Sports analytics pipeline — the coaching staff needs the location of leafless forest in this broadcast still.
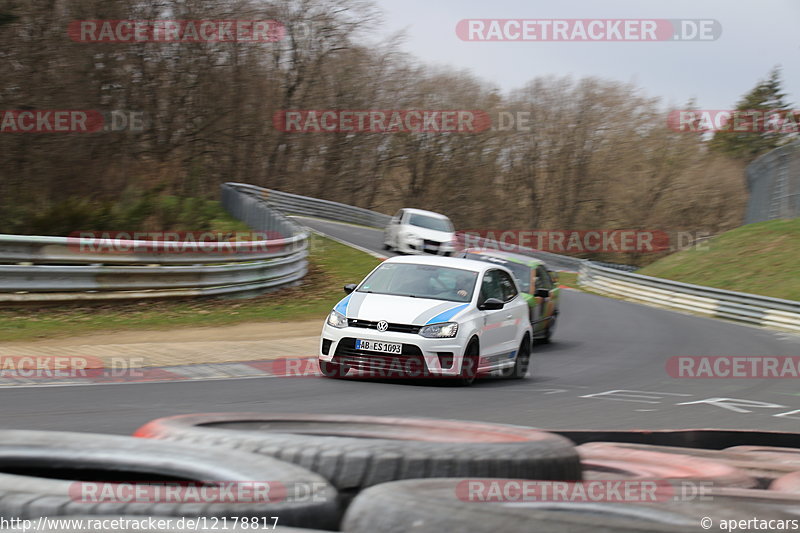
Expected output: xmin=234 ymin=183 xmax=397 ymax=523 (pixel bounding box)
xmin=0 ymin=0 xmax=748 ymax=263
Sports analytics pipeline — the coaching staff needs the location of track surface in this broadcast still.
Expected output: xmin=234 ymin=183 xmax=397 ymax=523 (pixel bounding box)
xmin=0 ymin=218 xmax=798 ymax=435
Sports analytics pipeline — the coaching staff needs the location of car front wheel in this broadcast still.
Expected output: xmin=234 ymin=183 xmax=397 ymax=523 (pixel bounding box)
xmin=456 ymin=342 xmax=479 ymax=386
xmin=511 ymin=336 xmax=531 ymax=378
xmin=319 ymin=360 xmax=348 ymax=378
xmin=541 ymin=314 xmax=557 ymax=344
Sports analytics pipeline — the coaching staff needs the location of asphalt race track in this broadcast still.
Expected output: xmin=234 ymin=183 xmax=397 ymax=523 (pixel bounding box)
xmin=1 ymin=218 xmax=798 ymax=435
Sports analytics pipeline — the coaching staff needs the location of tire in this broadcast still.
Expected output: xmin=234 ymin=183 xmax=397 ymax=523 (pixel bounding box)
xmin=0 ymin=430 xmax=339 ymax=530
xmin=135 ymin=413 xmax=582 ymax=492
xmin=724 ymin=446 xmax=800 ymax=466
xmin=341 ymin=478 xmax=792 ymax=533
xmin=772 ymin=472 xmax=800 ymax=494
xmin=2 ymin=516 xmax=331 ymax=533
xmin=578 ymin=443 xmax=757 ymax=488
xmin=456 ymin=341 xmax=479 ymax=386
xmin=703 ymin=486 xmax=800 ymax=510
xmin=502 ymin=337 xmax=530 ymax=379
xmin=581 ymin=442 xmax=800 ymax=487
xmin=541 ymin=314 xmax=556 ymax=344
xmin=319 ymin=361 xmax=348 ymax=379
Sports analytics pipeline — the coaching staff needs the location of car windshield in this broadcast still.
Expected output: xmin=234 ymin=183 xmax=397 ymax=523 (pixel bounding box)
xmin=407 ymin=214 xmax=453 ymax=232
xmin=465 ymin=254 xmax=532 ymax=293
xmin=358 ymin=263 xmax=477 ymax=302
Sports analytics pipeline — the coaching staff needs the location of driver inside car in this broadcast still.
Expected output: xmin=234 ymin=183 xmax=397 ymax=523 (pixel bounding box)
xmin=453 ymin=272 xmax=474 ymax=300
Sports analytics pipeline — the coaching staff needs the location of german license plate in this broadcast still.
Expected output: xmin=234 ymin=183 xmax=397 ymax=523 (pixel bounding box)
xmin=355 ymin=339 xmax=402 ymax=354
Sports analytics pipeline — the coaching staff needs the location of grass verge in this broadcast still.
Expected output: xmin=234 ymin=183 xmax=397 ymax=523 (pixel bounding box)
xmin=637 ymin=218 xmax=800 ymax=301
xmin=556 ymin=271 xmax=578 ymax=288
xmin=0 ymin=235 xmax=381 ymax=342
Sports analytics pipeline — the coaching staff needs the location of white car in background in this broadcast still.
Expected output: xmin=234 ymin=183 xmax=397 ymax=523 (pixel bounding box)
xmin=319 ymin=255 xmax=533 ymax=385
xmin=383 ymin=208 xmax=456 ymax=255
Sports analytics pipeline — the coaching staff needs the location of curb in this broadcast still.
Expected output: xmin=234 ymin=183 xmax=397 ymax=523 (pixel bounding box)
xmin=0 ymin=357 xmax=321 ymax=388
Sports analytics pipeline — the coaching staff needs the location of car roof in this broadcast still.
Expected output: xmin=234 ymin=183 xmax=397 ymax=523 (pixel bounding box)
xmin=383 ymin=254 xmax=499 ymax=273
xmin=400 ymin=208 xmax=450 ymax=219
xmin=463 ymin=248 xmax=544 ymax=268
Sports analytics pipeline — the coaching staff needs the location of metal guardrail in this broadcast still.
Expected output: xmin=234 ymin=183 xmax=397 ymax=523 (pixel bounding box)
xmin=237 ymin=185 xmax=613 ymax=273
xmin=0 ymin=184 xmax=308 ymax=302
xmin=229 ymin=183 xmax=393 ymax=229
xmin=580 ymin=262 xmax=800 ymax=332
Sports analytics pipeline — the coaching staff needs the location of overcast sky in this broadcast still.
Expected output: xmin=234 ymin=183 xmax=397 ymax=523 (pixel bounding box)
xmin=371 ymin=0 xmax=799 ymax=110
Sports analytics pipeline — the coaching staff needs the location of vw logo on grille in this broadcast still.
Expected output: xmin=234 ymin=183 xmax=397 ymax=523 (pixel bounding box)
xmin=376 ymin=320 xmax=389 ymax=332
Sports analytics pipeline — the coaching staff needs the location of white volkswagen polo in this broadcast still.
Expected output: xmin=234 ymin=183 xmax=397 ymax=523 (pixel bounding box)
xmin=383 ymin=208 xmax=456 ymax=255
xmin=319 ymin=255 xmax=533 ymax=385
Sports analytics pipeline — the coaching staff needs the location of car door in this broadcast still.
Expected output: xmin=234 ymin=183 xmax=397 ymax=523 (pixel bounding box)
xmin=532 ymin=265 xmax=553 ymax=333
xmin=496 ymin=269 xmax=524 ymax=357
xmin=478 ymin=269 xmax=513 ymax=362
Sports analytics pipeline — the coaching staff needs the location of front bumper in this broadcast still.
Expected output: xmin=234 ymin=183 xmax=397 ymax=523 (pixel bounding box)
xmin=398 ymin=239 xmax=456 ymax=256
xmin=320 ymin=324 xmax=464 ymax=377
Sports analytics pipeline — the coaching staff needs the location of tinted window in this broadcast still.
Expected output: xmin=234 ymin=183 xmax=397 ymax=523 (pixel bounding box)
xmin=464 ymin=253 xmax=532 ymax=293
xmin=535 ymin=266 xmax=553 ymax=291
xmin=497 ymin=270 xmax=518 ymax=302
xmin=407 ymin=213 xmax=454 ymax=232
xmin=480 ymin=270 xmax=503 ymax=302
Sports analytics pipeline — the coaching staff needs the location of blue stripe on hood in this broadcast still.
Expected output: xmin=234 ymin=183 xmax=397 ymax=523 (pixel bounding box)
xmin=426 ymin=303 xmax=469 ymax=324
xmin=334 ymin=294 xmax=352 ymax=316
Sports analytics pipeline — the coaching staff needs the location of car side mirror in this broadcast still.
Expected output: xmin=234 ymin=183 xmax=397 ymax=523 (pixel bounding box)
xmin=534 ymin=288 xmax=550 ymax=298
xmin=343 ymin=283 xmax=357 ymax=294
xmin=479 ymin=298 xmax=504 ymax=310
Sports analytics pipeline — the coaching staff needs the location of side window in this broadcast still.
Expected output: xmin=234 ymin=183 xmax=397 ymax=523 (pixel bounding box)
xmin=480 ymin=270 xmax=503 ymax=303
xmin=497 ymin=270 xmax=518 ymax=302
xmin=535 ymin=266 xmax=553 ymax=291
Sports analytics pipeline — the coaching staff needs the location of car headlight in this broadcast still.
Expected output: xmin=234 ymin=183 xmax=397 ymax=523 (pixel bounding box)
xmin=419 ymin=322 xmax=458 ymax=338
xmin=403 ymin=233 xmax=421 ymax=243
xmin=326 ymin=309 xmax=348 ymax=329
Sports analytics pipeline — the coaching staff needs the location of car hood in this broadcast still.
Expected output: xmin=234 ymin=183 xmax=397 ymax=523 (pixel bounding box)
xmin=335 ymin=292 xmax=470 ymax=325
xmin=401 ymin=226 xmax=454 ymax=242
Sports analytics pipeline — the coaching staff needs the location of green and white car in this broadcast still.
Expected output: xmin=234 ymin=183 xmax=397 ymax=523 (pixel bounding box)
xmin=459 ymin=249 xmax=560 ymax=343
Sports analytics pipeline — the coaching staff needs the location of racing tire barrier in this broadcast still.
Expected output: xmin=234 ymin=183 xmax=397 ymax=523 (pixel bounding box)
xmin=340 ymin=478 xmax=796 ymax=533
xmin=771 ymin=472 xmax=800 ymax=494
xmin=0 ymin=430 xmax=339 ymax=530
xmin=133 ymin=413 xmax=582 ymax=492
